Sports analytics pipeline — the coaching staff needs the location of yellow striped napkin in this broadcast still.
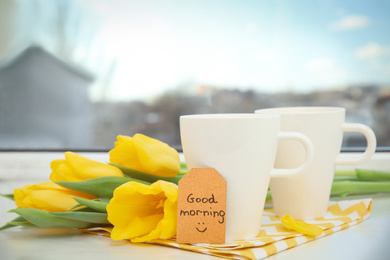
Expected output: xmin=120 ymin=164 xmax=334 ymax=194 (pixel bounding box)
xmin=88 ymin=198 xmax=372 ymax=260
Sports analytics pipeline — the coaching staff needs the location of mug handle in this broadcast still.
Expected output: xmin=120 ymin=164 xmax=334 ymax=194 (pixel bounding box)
xmin=271 ymin=132 xmax=315 ymax=178
xmin=335 ymin=123 xmax=377 ymax=165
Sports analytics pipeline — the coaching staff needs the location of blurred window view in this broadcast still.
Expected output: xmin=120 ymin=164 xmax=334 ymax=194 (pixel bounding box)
xmin=0 ymin=0 xmax=389 ymax=150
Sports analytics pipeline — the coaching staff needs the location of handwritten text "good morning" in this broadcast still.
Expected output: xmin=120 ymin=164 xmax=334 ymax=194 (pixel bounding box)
xmin=179 ymin=193 xmax=225 ymax=224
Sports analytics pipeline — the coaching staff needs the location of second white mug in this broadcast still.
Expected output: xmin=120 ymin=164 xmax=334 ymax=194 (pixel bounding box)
xmin=255 ymin=107 xmax=376 ymax=220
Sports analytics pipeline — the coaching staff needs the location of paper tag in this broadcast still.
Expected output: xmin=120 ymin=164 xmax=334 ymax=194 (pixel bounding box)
xmin=176 ymin=168 xmax=227 ymax=244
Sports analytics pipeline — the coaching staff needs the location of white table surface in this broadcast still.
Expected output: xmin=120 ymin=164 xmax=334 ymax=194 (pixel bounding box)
xmin=1 ymin=152 xmax=390 ymax=260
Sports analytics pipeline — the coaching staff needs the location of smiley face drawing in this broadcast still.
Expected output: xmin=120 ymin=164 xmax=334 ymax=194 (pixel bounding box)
xmin=196 ymin=222 xmax=207 ymax=233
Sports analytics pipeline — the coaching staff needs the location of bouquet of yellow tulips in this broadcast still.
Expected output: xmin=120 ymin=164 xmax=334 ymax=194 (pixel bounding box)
xmin=0 ymin=133 xmax=186 ymax=242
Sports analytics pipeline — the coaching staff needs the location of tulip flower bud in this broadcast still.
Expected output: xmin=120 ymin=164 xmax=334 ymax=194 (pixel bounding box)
xmin=50 ymin=152 xmax=124 ymax=182
xmin=109 ymin=134 xmax=180 ymax=177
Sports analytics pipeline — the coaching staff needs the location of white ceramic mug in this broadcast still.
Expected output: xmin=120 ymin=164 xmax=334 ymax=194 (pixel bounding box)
xmin=180 ymin=114 xmax=314 ymax=242
xmin=255 ymin=107 xmax=377 ymax=220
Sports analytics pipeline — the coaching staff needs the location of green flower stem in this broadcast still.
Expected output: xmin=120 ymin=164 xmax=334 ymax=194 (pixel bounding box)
xmin=266 ymin=191 xmax=272 ymax=201
xmin=266 ymin=180 xmax=390 ymax=200
xmin=332 ymin=177 xmax=360 ymax=182
xmin=180 ymin=162 xmax=187 ymax=170
xmin=179 ymin=162 xmax=188 ymax=175
xmin=331 ymin=181 xmax=390 ymax=197
xmin=266 ymin=169 xmax=390 ymax=200
xmin=335 ymin=169 xmax=390 ymax=181
xmin=355 ymin=169 xmax=390 ymax=181
xmin=179 ymin=169 xmax=188 ymax=175
xmin=334 ymin=169 xmax=357 ymax=178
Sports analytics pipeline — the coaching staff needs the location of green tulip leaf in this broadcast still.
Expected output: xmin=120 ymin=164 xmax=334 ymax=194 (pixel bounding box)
xmin=72 ymin=197 xmax=110 ymax=213
xmin=110 ymin=163 xmax=184 ymax=185
xmin=68 ymin=203 xmax=87 ymax=211
xmin=8 ymin=208 xmax=93 ymax=229
xmin=6 ymin=221 xmax=36 ymax=228
xmin=50 ymin=212 xmax=110 ymax=224
xmin=56 ymin=176 xmax=145 ymax=198
xmin=0 ymin=216 xmax=34 ymax=230
xmin=0 ymin=194 xmax=15 ymax=201
xmin=69 ymin=205 xmax=101 ymax=212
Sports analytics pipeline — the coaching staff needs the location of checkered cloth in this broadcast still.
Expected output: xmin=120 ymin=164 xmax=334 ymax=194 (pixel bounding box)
xmin=87 ymin=198 xmax=372 ymax=260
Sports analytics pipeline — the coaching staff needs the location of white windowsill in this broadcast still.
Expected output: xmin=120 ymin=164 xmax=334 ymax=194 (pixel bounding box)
xmin=0 ymin=151 xmax=389 ymax=180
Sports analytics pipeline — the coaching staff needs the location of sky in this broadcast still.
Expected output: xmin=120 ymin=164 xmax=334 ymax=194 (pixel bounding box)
xmin=83 ymin=0 xmax=390 ymax=101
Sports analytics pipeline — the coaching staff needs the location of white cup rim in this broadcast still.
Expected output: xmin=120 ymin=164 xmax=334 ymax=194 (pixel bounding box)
xmin=255 ymin=106 xmax=345 ymax=114
xmin=180 ymin=113 xmax=280 ymax=119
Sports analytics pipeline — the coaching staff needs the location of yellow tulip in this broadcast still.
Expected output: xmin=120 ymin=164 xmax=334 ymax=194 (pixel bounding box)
xmin=14 ymin=182 xmax=95 ymax=212
xmin=109 ymin=134 xmax=180 ymax=177
xmin=107 ymin=180 xmax=178 ymax=242
xmin=50 ymin=152 xmax=124 ymax=182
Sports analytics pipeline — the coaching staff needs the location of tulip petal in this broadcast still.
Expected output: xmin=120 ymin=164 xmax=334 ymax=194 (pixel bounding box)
xmin=113 ymin=215 xmax=163 ymax=241
xmin=133 ymin=134 xmax=180 ymax=177
xmin=109 ymin=134 xmax=180 ymax=178
xmin=107 ymin=183 xmax=161 ymax=224
xmin=151 ymin=181 xmax=178 ymax=239
xmin=107 ymin=180 xmax=178 ymax=242
xmin=50 ymin=162 xmax=77 ymax=182
xmin=50 ymin=159 xmax=66 ymax=171
xmin=28 ymin=190 xmax=81 ymax=212
xmin=114 ymin=135 xmax=133 ymax=148
xmin=14 ymin=182 xmax=95 ymax=212
xmin=63 ymin=152 xmax=124 ymax=181
xmin=130 ymin=181 xmax=178 ymax=242
xmin=109 ymin=138 xmax=145 ymax=170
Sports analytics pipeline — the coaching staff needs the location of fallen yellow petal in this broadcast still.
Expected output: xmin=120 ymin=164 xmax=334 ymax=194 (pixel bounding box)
xmin=281 ymin=214 xmax=323 ymax=236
